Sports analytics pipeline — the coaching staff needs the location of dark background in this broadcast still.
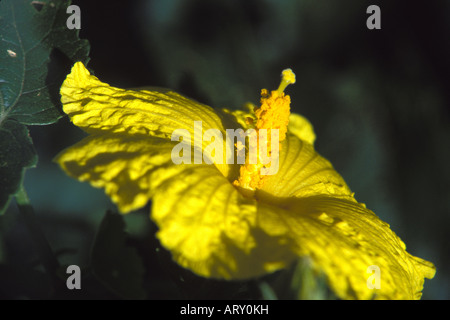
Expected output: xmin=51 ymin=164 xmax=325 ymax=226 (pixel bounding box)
xmin=3 ymin=0 xmax=449 ymax=299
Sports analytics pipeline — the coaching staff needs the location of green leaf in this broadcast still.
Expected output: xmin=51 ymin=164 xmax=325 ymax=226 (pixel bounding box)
xmin=0 ymin=0 xmax=90 ymax=213
xmin=0 ymin=120 xmax=37 ymax=215
xmin=0 ymin=0 xmax=90 ymax=125
xmin=91 ymin=211 xmax=146 ymax=300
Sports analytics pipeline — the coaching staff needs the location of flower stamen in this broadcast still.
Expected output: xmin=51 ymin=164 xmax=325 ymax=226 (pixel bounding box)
xmin=276 ymin=68 xmax=296 ymax=94
xmin=234 ymin=69 xmax=296 ymax=192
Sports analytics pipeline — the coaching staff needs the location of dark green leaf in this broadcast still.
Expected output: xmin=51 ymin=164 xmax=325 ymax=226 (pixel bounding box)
xmin=0 ymin=119 xmax=37 ymax=215
xmin=0 ymin=0 xmax=90 ymax=125
xmin=91 ymin=211 xmax=146 ymax=300
xmin=0 ymin=0 xmax=90 ymax=213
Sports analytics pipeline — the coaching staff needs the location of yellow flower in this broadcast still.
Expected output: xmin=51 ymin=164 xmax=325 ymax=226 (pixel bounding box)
xmin=55 ymin=62 xmax=435 ymax=299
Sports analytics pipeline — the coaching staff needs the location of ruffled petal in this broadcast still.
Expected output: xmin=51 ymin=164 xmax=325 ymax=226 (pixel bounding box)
xmin=61 ymin=62 xmax=226 ymax=138
xmin=55 ymin=134 xmax=183 ymax=213
xmin=256 ymin=196 xmax=436 ymax=299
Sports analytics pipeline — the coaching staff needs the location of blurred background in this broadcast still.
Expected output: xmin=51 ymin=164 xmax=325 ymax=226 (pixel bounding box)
xmin=1 ymin=0 xmax=448 ymax=299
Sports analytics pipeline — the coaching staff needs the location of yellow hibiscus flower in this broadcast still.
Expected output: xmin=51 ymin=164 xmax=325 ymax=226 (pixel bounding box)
xmin=55 ymin=62 xmax=435 ymax=299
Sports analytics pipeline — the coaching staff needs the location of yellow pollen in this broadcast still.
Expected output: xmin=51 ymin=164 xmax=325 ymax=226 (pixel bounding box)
xmin=234 ymin=69 xmax=296 ymax=192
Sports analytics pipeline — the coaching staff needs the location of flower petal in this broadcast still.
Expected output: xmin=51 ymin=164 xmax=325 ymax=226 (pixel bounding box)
xmin=55 ymin=134 xmax=182 ymax=213
xmin=62 ymin=62 xmax=226 ymax=139
xmin=151 ymin=164 xmax=297 ymax=279
xmin=256 ymin=196 xmax=436 ymax=299
xmin=288 ymin=113 xmax=316 ymax=145
xmin=259 ymin=133 xmax=354 ymax=200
